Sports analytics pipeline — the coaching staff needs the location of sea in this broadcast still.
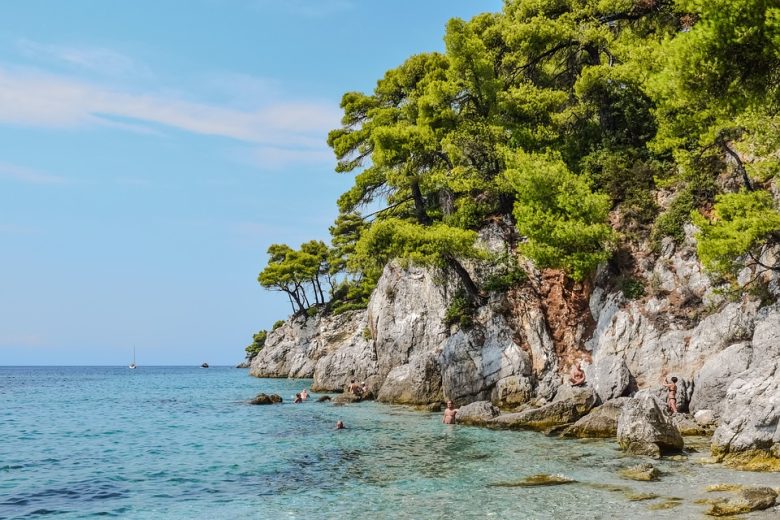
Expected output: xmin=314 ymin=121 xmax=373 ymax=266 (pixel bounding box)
xmin=1 ymin=366 xmax=778 ymax=519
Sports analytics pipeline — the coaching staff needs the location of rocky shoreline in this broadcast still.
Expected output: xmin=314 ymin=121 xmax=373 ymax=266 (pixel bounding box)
xmin=246 ymin=222 xmax=780 ymax=473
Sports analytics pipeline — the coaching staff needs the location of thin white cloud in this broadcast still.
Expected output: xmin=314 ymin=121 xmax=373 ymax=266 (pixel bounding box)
xmin=0 ymin=161 xmax=68 ymax=184
xmin=0 ymin=65 xmax=341 ymax=166
xmin=247 ymin=145 xmax=334 ymax=169
xmin=17 ymin=38 xmax=148 ymax=77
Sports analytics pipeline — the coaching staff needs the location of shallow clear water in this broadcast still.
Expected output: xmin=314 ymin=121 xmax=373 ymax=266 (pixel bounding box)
xmin=1 ymin=367 xmax=778 ymax=519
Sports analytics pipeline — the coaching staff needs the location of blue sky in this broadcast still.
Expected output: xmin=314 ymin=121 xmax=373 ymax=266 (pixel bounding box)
xmin=0 ymin=0 xmax=502 ymax=365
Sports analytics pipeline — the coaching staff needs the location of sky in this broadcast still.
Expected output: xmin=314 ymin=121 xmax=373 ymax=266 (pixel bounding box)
xmin=0 ymin=0 xmax=503 ymax=366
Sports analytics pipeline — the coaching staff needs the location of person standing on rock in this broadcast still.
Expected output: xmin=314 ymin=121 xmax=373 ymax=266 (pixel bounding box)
xmin=442 ymin=400 xmax=458 ymax=424
xmin=663 ymin=376 xmax=678 ymax=414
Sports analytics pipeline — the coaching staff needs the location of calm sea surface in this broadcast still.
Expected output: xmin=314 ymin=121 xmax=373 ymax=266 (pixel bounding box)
xmin=1 ymin=366 xmax=778 ymax=519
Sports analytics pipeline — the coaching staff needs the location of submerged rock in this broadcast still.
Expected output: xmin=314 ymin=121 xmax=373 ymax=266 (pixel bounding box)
xmin=316 ymin=395 xmax=332 ymax=402
xmin=706 ymin=486 xmax=777 ymax=516
xmin=456 ymin=401 xmax=500 ymax=426
xmin=333 ymin=393 xmax=362 ymax=404
xmin=617 ymin=395 xmax=684 ymax=458
xmin=618 ymin=463 xmax=660 ymax=482
xmin=489 ymin=474 xmax=576 ymax=487
xmin=249 ymin=393 xmax=283 ymax=405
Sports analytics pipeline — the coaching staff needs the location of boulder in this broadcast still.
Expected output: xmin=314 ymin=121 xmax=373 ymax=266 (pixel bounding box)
xmin=316 ymin=395 xmax=332 ymax=402
xmin=456 ymin=401 xmax=500 ymax=426
xmin=490 ymin=385 xmax=597 ymax=431
xmin=249 ymin=393 xmax=283 ymax=405
xmin=376 ymin=352 xmax=443 ymax=404
xmin=616 ymin=395 xmax=684 ymax=458
xmin=694 ymin=409 xmax=716 ymax=427
xmin=689 ymin=342 xmax=752 ymax=417
xmin=589 ymin=355 xmax=632 ymax=403
xmin=706 ymin=486 xmax=777 ymax=516
xmin=333 ymin=393 xmax=362 ymax=404
xmin=426 ymin=402 xmax=442 ymax=412
xmin=671 ymin=413 xmax=708 ymax=436
xmin=563 ymin=398 xmax=629 ymax=438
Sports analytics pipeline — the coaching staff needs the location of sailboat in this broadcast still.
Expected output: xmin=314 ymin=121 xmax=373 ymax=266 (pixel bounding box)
xmin=129 ymin=347 xmax=137 ymax=369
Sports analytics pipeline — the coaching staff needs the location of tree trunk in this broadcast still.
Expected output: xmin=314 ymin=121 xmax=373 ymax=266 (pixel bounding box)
xmin=410 ymin=179 xmax=432 ymax=225
xmin=444 ymin=254 xmax=485 ymax=305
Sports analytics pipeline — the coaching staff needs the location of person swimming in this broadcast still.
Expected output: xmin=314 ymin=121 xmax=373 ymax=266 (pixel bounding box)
xmin=293 ymin=393 xmax=303 ymax=404
xmin=335 ymin=420 xmax=345 ymax=430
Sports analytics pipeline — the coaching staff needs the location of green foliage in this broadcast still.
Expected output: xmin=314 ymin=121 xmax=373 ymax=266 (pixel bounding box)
xmin=245 ymin=330 xmax=267 ymax=359
xmin=272 ymin=320 xmax=285 ymax=331
xmin=258 ymin=241 xmax=332 ymax=314
xmin=255 ymin=0 xmax=780 ymax=314
xmin=693 ymin=190 xmax=780 ymax=277
xmin=618 ymin=276 xmax=646 ymax=300
xmin=352 ymin=218 xmax=483 ymax=275
xmin=505 ymin=150 xmax=616 ymax=281
xmin=444 ymin=290 xmax=475 ymax=329
xmin=362 ymin=327 xmax=373 ymax=341
xmin=483 ymin=253 xmax=528 ymax=293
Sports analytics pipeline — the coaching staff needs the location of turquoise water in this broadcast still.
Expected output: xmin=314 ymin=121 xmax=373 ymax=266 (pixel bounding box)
xmin=2 ymin=367 xmax=778 ymax=519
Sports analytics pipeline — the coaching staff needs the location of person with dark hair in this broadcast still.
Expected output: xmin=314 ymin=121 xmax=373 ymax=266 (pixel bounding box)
xmin=663 ymin=376 xmax=678 ymax=414
xmin=293 ymin=393 xmax=303 ymax=404
xmin=335 ymin=420 xmax=345 ymax=430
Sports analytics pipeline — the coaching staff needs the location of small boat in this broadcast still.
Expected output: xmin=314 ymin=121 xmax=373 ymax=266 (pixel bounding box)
xmin=201 ymin=362 xmax=209 ymax=368
xmin=129 ymin=347 xmax=137 ymax=369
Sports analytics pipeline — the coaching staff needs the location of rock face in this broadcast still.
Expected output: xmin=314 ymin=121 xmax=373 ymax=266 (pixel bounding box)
xmin=587 ymin=355 xmax=632 ymax=403
xmin=250 ymin=310 xmax=370 ymax=381
xmin=616 ymin=396 xmax=684 ymax=458
xmin=689 ymin=342 xmax=752 ymax=417
xmin=248 ymin=221 xmax=780 ymax=467
xmin=711 ymin=308 xmax=780 ymax=464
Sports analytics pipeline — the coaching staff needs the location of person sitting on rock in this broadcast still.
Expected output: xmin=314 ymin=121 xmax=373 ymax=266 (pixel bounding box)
xmin=360 ymin=382 xmax=368 ymax=396
xmin=442 ymin=400 xmax=458 ymax=424
xmin=293 ymin=393 xmax=303 ymax=404
xmin=569 ymin=361 xmax=586 ymax=387
xmin=348 ymin=379 xmax=362 ymax=396
xmin=663 ymin=376 xmax=678 ymax=414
